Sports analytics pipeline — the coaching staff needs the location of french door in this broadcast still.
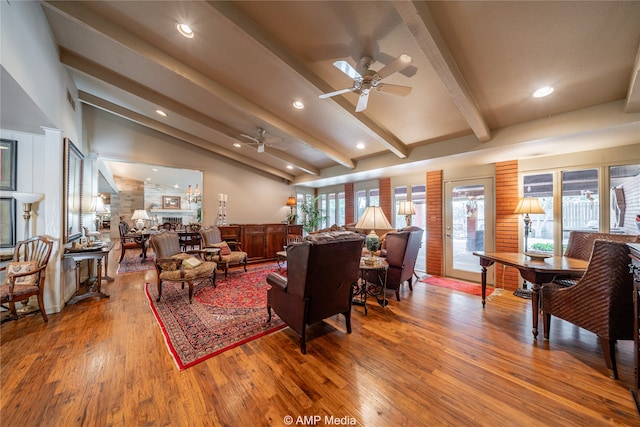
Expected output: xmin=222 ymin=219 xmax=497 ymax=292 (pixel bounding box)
xmin=444 ymin=178 xmax=494 ymax=283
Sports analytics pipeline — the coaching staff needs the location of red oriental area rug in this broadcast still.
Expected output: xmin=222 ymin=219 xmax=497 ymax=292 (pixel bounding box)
xmin=145 ymin=263 xmax=286 ymax=370
xmin=420 ymin=275 xmax=494 ymax=297
xmin=116 ymin=247 xmax=155 ymax=274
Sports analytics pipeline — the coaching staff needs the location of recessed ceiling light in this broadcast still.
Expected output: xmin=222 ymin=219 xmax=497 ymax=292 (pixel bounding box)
xmin=152 ymin=168 xmax=158 ymax=172
xmin=174 ymin=184 xmax=179 ymax=188
xmin=146 ymin=178 xmax=151 ymax=181
xmin=533 ymin=86 xmax=554 ymax=98
xmin=356 ymin=143 xmax=365 ymax=149
xmin=177 ymin=23 xmax=194 ymax=38
xmin=286 ymin=165 xmax=293 ymax=169
xmin=155 ymin=109 xmax=167 ymax=117
xmin=233 ymin=142 xmax=242 ymax=148
xmin=292 ymin=101 xmax=304 ymax=109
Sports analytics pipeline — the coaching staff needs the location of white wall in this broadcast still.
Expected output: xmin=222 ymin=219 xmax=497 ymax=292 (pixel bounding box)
xmin=83 ymin=107 xmax=296 ymax=225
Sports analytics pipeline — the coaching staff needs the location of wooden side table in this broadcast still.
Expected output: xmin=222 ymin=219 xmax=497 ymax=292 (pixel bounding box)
xmin=353 ymin=257 xmax=388 ymax=315
xmin=64 ymin=242 xmax=114 ymax=305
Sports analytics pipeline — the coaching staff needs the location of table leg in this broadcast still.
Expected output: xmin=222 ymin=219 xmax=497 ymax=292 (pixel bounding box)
xmin=480 ymin=265 xmax=487 ymax=308
xmin=103 ymin=251 xmax=114 ymax=282
xmin=531 ymin=283 xmax=540 ymax=339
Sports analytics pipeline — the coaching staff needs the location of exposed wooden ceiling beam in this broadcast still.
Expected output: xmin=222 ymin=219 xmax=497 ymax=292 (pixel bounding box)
xmin=205 ymin=1 xmax=409 ymax=159
xmin=625 ymin=42 xmax=640 ymax=113
xmin=393 ymin=1 xmax=491 ymax=142
xmin=60 ymin=50 xmax=320 ymax=176
xmin=42 ymin=0 xmax=355 ymax=169
xmin=79 ymin=91 xmax=296 ymax=182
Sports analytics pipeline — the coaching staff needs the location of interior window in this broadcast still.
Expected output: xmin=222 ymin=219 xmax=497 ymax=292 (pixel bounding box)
xmin=523 ymin=173 xmax=554 ymax=253
xmin=562 ymin=169 xmax=599 ymax=247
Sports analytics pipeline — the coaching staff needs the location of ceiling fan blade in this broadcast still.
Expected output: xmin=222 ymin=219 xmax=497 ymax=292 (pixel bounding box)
xmin=319 ymin=87 xmax=355 ymax=99
xmin=376 ymin=54 xmax=413 ymax=79
xmin=355 ymin=92 xmax=369 ymax=112
xmin=333 ymin=60 xmax=362 ymax=80
xmin=240 ymin=133 xmax=259 ymax=144
xmin=376 ymin=83 xmax=412 ymax=96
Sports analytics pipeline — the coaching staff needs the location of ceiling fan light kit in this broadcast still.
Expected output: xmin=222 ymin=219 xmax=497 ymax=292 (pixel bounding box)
xmin=239 ymin=127 xmax=285 ymax=153
xmin=319 ymin=53 xmax=414 ymax=112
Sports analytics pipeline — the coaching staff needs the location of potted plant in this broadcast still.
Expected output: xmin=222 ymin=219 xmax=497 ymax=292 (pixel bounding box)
xmin=298 ymin=196 xmax=325 ymax=233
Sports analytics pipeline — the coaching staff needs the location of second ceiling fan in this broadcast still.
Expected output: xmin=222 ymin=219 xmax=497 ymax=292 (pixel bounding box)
xmin=319 ymin=54 xmax=413 ymax=112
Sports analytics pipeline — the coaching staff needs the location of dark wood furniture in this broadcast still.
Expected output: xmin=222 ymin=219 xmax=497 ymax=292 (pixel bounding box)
xmin=628 ymin=242 xmax=640 ymax=414
xmin=199 ymin=227 xmax=247 ymax=278
xmin=353 ymin=256 xmax=389 ymax=315
xmin=118 ymin=221 xmax=145 ymax=263
xmin=218 ymin=224 xmax=303 ymax=263
xmin=473 ymin=251 xmax=588 ymax=338
xmin=64 ymin=241 xmax=115 ymax=305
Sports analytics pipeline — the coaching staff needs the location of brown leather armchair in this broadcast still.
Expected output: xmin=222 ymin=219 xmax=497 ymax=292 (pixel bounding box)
xmin=541 ymin=240 xmax=635 ymax=379
xmin=149 ymin=231 xmax=217 ymax=303
xmin=377 ymin=226 xmax=423 ymax=301
xmin=199 ymin=226 xmax=247 ymax=278
xmin=266 ymin=231 xmax=364 ymax=354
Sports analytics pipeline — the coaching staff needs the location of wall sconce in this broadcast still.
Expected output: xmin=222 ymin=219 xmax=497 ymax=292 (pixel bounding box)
xmin=397 ymin=201 xmax=416 ymax=227
xmin=187 ymin=184 xmax=201 ymax=205
xmin=12 ymin=192 xmax=44 ymax=239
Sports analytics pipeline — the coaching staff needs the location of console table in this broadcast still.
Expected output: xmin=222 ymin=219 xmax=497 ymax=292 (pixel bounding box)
xmin=64 ymin=242 xmax=114 ymax=305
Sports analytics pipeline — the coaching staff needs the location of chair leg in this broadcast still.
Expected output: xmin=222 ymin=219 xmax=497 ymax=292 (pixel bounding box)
xmin=267 ymin=305 xmax=272 ymax=322
xmin=188 ymin=281 xmax=194 ymax=303
xmin=8 ymin=301 xmax=17 ymax=319
xmin=344 ymin=310 xmax=352 ymax=334
xmin=119 ymin=246 xmax=126 ymax=263
xmin=243 ymin=258 xmax=247 ymax=272
xmin=37 ymin=295 xmax=48 ymax=322
xmin=300 ymin=324 xmax=307 ymax=354
xmin=407 ymin=277 xmax=413 ymax=292
xmin=599 ymin=337 xmax=618 ymax=379
xmin=395 ymin=289 xmax=401 ymax=301
xmin=156 ymin=281 xmax=163 ymax=302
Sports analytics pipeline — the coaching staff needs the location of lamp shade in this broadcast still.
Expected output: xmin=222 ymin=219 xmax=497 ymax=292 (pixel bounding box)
xmin=354 ymin=206 xmax=393 ymax=232
xmin=131 ymin=210 xmax=150 ymax=220
xmin=397 ymin=201 xmax=416 ymax=216
xmin=286 ymin=196 xmax=297 ymax=207
xmin=91 ymin=196 xmax=108 ymax=214
xmin=12 ymin=192 xmax=43 ymax=204
xmin=514 ymin=197 xmax=545 ymax=215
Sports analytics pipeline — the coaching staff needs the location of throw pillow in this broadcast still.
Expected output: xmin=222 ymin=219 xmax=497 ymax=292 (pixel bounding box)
xmin=6 ymin=261 xmax=39 ymax=286
xmin=213 ymin=241 xmax=232 ymax=255
xmin=182 ymin=257 xmax=203 ymax=269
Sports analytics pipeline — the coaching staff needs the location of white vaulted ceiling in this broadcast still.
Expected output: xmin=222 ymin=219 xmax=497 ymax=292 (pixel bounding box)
xmin=32 ymin=1 xmax=640 ymax=185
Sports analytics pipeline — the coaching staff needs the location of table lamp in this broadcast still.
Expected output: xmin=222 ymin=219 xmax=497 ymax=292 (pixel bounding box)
xmin=131 ymin=209 xmax=150 ymax=230
xmin=514 ymin=197 xmax=545 ymax=253
xmin=397 ymin=201 xmax=416 ymax=227
xmin=354 ymin=206 xmax=393 ymax=263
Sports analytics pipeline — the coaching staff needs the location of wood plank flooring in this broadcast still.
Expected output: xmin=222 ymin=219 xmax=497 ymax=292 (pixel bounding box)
xmin=1 ymin=248 xmax=639 ymax=426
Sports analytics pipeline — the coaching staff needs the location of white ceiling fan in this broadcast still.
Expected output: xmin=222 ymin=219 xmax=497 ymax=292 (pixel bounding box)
xmin=239 ymin=127 xmax=285 ymax=153
xmin=319 ymin=54 xmax=413 ymax=112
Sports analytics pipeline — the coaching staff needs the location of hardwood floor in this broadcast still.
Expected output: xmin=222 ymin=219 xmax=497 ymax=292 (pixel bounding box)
xmin=2 ymin=248 xmax=638 ymax=426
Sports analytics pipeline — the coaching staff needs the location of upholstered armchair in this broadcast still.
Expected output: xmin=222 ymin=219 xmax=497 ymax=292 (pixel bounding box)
xmin=0 ymin=236 xmax=54 ymax=322
xmin=199 ymin=227 xmax=247 ymax=278
xmin=266 ymin=231 xmax=364 ymax=354
xmin=376 ymin=226 xmax=423 ymax=301
xmin=118 ymin=220 xmax=145 ymax=263
xmin=149 ymin=231 xmax=217 ymax=303
xmin=541 ymin=240 xmax=635 ymax=379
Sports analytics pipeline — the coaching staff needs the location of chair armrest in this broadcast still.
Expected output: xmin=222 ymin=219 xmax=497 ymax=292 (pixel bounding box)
xmin=155 ymin=257 xmax=183 ymax=272
xmin=227 ymin=240 xmax=243 ymax=251
xmin=266 ymin=272 xmax=288 ymax=291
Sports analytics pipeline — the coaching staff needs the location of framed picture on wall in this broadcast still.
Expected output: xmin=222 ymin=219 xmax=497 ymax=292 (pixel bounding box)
xmin=162 ymin=195 xmax=181 ymax=210
xmin=0 ymin=139 xmax=17 ymax=191
xmin=0 ymin=197 xmax=16 ymax=247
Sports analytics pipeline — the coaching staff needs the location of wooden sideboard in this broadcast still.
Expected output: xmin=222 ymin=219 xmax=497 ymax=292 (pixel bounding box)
xmin=628 ymin=243 xmax=640 ymax=415
xmin=219 ymin=224 xmax=302 ymax=263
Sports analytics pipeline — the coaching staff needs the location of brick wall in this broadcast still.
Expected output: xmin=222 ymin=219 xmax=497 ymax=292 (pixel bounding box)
xmin=495 ymin=160 xmax=520 ymax=289
xmin=345 ymin=183 xmax=354 ymax=224
xmin=379 ymin=177 xmax=391 ymax=220
xmin=426 ymin=170 xmax=443 ymax=275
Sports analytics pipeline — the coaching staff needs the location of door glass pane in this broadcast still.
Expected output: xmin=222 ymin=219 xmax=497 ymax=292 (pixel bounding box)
xmin=562 ymin=169 xmax=599 ymax=247
xmin=452 ymin=184 xmax=485 ymax=273
xmin=610 ymin=164 xmax=640 ymax=235
xmin=411 ymin=185 xmax=426 ymax=273
xmin=356 ymin=190 xmax=367 ymax=221
xmin=523 ymin=173 xmax=554 ymax=253
xmin=337 ymin=192 xmax=345 ymax=225
xmin=327 ymin=193 xmax=336 ymax=226
xmin=394 ymin=186 xmax=407 ymax=228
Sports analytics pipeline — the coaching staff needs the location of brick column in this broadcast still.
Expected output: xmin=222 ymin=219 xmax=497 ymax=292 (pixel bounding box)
xmin=344 ymin=183 xmax=354 ymax=225
xmin=426 ymin=170 xmax=443 ymax=275
xmin=495 ymin=160 xmax=520 ymax=289
xmin=378 ymin=177 xmax=391 ymax=221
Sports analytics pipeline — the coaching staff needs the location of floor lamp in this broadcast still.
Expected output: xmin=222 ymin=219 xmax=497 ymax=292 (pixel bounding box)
xmin=12 ymin=192 xmax=44 ymax=239
xmin=513 ymin=197 xmax=545 ymax=298
xmin=397 ymin=201 xmax=415 ymax=227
